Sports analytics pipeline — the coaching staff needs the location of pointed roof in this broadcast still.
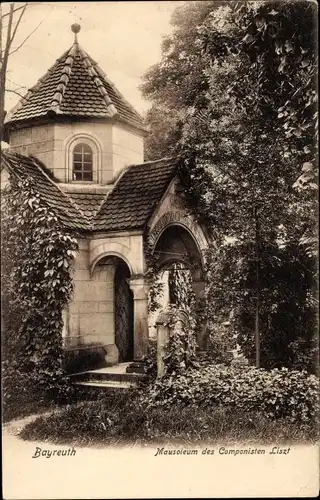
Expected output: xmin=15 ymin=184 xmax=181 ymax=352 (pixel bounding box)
xmin=5 ymin=24 xmax=147 ymax=133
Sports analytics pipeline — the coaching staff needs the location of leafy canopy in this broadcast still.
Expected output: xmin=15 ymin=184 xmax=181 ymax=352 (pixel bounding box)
xmin=141 ymin=0 xmax=318 ymax=371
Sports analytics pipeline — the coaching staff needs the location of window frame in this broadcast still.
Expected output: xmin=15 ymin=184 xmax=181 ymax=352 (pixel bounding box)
xmin=72 ymin=143 xmax=94 ymax=182
xmin=66 ymin=134 xmax=101 ymax=184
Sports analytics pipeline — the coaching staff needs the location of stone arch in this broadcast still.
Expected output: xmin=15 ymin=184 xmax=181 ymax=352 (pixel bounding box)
xmin=155 ymin=222 xmax=205 ymax=271
xmin=149 ymin=214 xmax=209 ymax=350
xmin=90 ymin=241 xmax=135 ymax=277
xmin=149 ymin=210 xmax=209 ymax=266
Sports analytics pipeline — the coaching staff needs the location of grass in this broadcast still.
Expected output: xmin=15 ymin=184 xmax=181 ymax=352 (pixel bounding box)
xmin=20 ymin=389 xmax=318 ymax=447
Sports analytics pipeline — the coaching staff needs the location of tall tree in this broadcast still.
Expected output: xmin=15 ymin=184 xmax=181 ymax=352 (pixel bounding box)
xmin=0 ymin=2 xmax=45 ymax=143
xmin=141 ymin=0 xmax=318 ymax=371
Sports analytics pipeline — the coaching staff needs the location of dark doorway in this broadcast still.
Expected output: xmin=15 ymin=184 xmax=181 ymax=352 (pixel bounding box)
xmin=114 ymin=260 xmax=134 ymax=362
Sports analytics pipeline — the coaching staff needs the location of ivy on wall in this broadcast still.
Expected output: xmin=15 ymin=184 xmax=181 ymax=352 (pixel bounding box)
xmin=1 ymin=175 xmax=78 ymax=400
xmin=143 ymin=234 xmax=199 ymax=374
xmin=143 ymin=236 xmax=165 ymax=313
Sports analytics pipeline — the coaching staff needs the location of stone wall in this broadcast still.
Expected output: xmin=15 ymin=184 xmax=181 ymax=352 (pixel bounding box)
xmin=63 ymin=232 xmax=146 ymax=369
xmin=148 ymin=178 xmax=209 ymax=254
xmin=89 ymin=232 xmax=145 ymax=276
xmin=9 ymin=120 xmax=144 ymax=185
xmin=64 ymin=239 xmax=114 ymax=349
xmin=9 ymin=124 xmax=55 ymax=172
xmin=112 ymin=123 xmax=144 ymax=179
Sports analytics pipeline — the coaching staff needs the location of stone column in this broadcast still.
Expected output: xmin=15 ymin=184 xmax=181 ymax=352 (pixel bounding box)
xmin=155 ymin=310 xmax=170 ymax=378
xmin=129 ymin=276 xmax=150 ymax=361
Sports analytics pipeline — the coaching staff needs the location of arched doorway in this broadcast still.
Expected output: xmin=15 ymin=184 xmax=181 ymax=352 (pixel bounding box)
xmin=154 ymin=224 xmax=204 ymax=286
xmin=114 ymin=258 xmax=134 ymax=362
xmin=149 ymin=224 xmax=207 ymax=348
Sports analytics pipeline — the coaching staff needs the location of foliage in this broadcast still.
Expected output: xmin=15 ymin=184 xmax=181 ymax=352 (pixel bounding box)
xmin=203 ymin=320 xmax=236 ymax=365
xmin=142 ymin=364 xmax=319 ymax=426
xmin=21 ymin=388 xmax=317 ymax=446
xmin=1 ymin=175 xmax=78 ymax=418
xmin=168 ymin=262 xmax=195 ymax=309
xmin=143 ymin=237 xmax=165 ymax=313
xmin=161 ymin=306 xmax=198 ymax=376
xmin=2 ymin=369 xmax=53 ymax=423
xmin=203 ymin=240 xmax=318 ymax=372
xmin=142 ymin=340 xmax=158 ymax=379
xmin=143 ymin=105 xmax=182 ymax=161
xmin=141 ymin=0 xmax=318 ymax=371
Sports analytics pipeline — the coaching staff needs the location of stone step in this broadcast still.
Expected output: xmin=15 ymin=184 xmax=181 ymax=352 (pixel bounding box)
xmin=126 ymin=361 xmax=146 ymax=374
xmin=69 ymin=362 xmax=147 ymax=389
xmin=196 ymin=350 xmax=208 ymax=358
xmin=74 ymin=380 xmax=136 ymax=390
xmin=71 ymin=370 xmax=147 ymax=384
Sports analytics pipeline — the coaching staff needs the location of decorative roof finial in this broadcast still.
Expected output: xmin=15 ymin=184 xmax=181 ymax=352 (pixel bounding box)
xmin=71 ymin=23 xmax=81 ymax=43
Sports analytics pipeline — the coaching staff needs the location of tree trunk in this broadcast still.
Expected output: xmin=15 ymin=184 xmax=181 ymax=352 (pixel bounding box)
xmin=254 ymin=205 xmax=260 ymax=368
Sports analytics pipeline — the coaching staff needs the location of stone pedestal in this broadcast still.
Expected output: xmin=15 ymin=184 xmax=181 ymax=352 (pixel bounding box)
xmin=155 ymin=310 xmax=171 ymax=378
xmin=129 ymin=276 xmax=149 ymax=361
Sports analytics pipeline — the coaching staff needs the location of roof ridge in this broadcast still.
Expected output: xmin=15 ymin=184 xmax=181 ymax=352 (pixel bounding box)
xmin=1 ymin=151 xmax=84 ymax=228
xmin=48 ymin=45 xmax=76 ymax=114
xmin=92 ymin=158 xmax=178 ymax=229
xmin=4 ymin=42 xmax=147 ymax=132
xmin=92 ymin=57 xmax=145 ymax=124
xmin=80 ymin=47 xmax=118 ymax=118
xmin=128 ymin=156 xmax=178 ymax=168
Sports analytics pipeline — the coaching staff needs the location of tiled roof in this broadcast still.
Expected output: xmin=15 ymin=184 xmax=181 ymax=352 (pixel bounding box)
xmin=1 ymin=151 xmax=178 ymax=233
xmin=1 ymin=150 xmax=90 ymax=232
xmin=5 ymin=42 xmax=146 ymax=132
xmin=93 ymin=158 xmax=178 ymax=231
xmin=68 ymin=192 xmax=106 ymax=219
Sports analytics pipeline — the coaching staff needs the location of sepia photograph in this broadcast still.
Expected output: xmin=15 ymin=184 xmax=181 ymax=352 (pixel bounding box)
xmin=1 ymin=1 xmax=318 ymax=498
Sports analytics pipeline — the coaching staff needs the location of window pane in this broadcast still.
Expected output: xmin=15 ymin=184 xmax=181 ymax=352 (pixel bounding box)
xmin=83 ymin=171 xmax=93 ymax=181
xmin=73 ymin=143 xmax=93 ymax=181
xmin=82 ymin=144 xmax=92 ymax=154
xmin=83 ymin=163 xmax=92 ymax=171
xmin=74 ymin=171 xmax=83 ymax=181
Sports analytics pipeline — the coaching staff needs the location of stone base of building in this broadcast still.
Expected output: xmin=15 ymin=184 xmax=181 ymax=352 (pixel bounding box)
xmin=64 ymin=344 xmax=109 ymax=374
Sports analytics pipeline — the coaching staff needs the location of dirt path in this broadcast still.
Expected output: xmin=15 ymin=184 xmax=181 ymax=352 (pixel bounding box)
xmin=3 ymin=410 xmax=55 ymax=436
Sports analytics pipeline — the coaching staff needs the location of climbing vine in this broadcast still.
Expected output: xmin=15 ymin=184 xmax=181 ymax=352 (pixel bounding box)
xmin=168 ymin=262 xmax=195 ymax=310
xmin=143 ymin=234 xmax=199 ymax=375
xmin=162 ymin=305 xmax=198 ymax=375
xmin=1 ymin=175 xmax=78 ymax=407
xmin=143 ymin=236 xmax=165 ymax=313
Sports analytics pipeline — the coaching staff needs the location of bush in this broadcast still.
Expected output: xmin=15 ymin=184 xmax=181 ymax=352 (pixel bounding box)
xmin=201 ymin=320 xmax=236 ymax=365
xmin=1 ymin=176 xmax=78 ymax=419
xmin=21 ymin=386 xmax=318 ymax=446
xmin=142 ymin=340 xmax=158 ymax=379
xmin=2 ymin=361 xmax=54 ymax=422
xmin=141 ymin=364 xmax=319 ymax=425
xmin=2 ymin=360 xmax=75 ymax=423
xmin=20 ymin=389 xmax=143 ymax=446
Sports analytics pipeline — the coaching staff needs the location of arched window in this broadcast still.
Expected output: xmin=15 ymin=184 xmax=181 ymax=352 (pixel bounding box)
xmin=73 ymin=143 xmax=93 ymax=181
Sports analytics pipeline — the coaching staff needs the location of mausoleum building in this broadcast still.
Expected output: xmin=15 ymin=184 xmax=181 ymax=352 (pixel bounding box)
xmin=1 ymin=25 xmax=210 ymax=373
